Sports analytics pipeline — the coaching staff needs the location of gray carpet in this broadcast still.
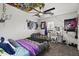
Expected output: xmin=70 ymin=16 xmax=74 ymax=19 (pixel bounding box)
xmin=43 ymin=43 xmax=79 ymax=56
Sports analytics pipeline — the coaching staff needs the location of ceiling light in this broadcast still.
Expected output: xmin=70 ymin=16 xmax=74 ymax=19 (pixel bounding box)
xmin=39 ymin=13 xmax=43 ymax=16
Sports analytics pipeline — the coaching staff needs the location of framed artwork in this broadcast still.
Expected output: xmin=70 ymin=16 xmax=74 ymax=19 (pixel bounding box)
xmin=40 ymin=22 xmax=46 ymax=29
xmin=64 ymin=18 xmax=78 ymax=39
xmin=64 ymin=18 xmax=78 ymax=32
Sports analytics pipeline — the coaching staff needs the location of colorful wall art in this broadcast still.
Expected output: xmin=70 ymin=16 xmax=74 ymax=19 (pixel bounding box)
xmin=64 ymin=18 xmax=78 ymax=32
xmin=64 ymin=18 xmax=78 ymax=39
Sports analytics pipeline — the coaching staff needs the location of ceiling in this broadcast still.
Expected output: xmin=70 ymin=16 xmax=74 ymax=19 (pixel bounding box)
xmin=44 ymin=3 xmax=79 ymax=15
xmin=0 ymin=3 xmax=79 ymax=19
xmin=0 ymin=3 xmax=79 ymax=16
xmin=30 ymin=3 xmax=79 ymax=18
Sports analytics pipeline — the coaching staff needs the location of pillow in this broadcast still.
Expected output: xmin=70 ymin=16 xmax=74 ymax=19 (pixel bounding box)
xmin=0 ymin=43 xmax=15 ymax=55
xmin=0 ymin=37 xmax=15 ymax=50
xmin=3 ymin=39 xmax=15 ymax=50
xmin=8 ymin=39 xmax=20 ymax=48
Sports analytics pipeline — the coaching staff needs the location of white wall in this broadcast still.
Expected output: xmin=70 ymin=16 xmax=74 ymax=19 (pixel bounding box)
xmin=40 ymin=11 xmax=78 ymax=44
xmin=0 ymin=4 xmax=38 ymax=40
xmin=77 ymin=10 xmax=79 ymax=50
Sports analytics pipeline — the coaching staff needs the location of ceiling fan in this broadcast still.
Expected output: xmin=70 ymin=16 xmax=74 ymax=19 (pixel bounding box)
xmin=31 ymin=7 xmax=55 ymax=17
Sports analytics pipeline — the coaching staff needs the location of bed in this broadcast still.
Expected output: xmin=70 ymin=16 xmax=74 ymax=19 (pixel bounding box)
xmin=8 ymin=38 xmax=49 ymax=56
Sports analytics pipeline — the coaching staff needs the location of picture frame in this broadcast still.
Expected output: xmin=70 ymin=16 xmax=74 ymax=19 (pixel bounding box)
xmin=64 ymin=18 xmax=77 ymax=32
xmin=40 ymin=22 xmax=46 ymax=29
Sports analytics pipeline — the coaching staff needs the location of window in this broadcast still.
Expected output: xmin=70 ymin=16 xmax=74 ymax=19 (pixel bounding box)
xmin=47 ymin=21 xmax=54 ymax=30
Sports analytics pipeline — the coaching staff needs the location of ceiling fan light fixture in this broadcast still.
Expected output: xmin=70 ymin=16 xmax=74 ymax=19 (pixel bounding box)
xmin=39 ymin=13 xmax=43 ymax=16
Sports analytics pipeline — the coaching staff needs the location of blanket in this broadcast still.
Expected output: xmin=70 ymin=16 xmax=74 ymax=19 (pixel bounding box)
xmin=16 ymin=39 xmax=40 ymax=56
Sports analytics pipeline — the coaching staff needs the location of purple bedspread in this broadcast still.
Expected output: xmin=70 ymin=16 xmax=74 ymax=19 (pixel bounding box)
xmin=16 ymin=39 xmax=40 ymax=56
xmin=24 ymin=39 xmax=40 ymax=51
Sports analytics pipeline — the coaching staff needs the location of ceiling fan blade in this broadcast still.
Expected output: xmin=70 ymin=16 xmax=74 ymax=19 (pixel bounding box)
xmin=32 ymin=7 xmax=41 ymax=13
xmin=28 ymin=12 xmax=37 ymax=13
xmin=44 ymin=7 xmax=55 ymax=13
xmin=44 ymin=12 xmax=54 ymax=15
xmin=33 ymin=13 xmax=40 ymax=17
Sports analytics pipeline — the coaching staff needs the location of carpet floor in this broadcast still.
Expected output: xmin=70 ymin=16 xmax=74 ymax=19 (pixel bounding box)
xmin=42 ymin=43 xmax=79 ymax=56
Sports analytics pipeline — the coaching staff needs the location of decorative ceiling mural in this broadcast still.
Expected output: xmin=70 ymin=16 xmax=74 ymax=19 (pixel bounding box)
xmin=7 ymin=3 xmax=45 ymax=12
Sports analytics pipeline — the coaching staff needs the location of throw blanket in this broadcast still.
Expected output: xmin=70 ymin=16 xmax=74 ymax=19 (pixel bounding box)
xmin=14 ymin=46 xmax=30 ymax=56
xmin=23 ymin=39 xmax=40 ymax=53
xmin=16 ymin=39 xmax=40 ymax=56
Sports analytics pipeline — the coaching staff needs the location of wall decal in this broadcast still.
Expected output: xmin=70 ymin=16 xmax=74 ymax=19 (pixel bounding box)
xmin=27 ymin=21 xmax=33 ymax=29
xmin=27 ymin=21 xmax=38 ymax=30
